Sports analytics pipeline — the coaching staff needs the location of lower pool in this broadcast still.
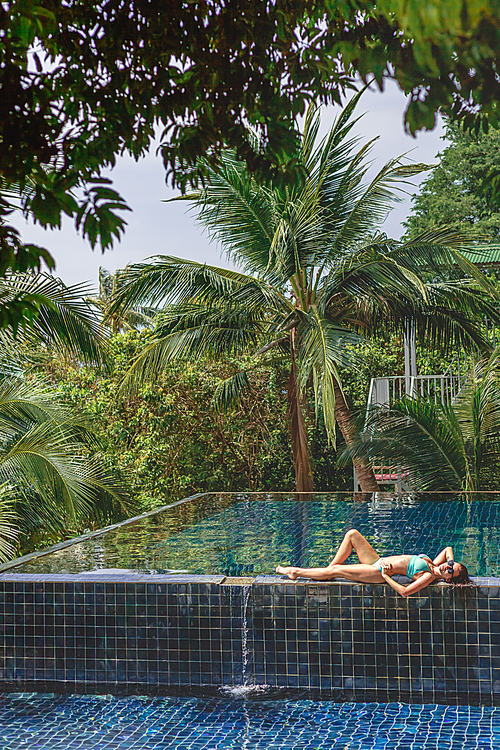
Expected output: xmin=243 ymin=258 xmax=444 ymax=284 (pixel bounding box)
xmin=1 ymin=692 xmax=498 ymax=749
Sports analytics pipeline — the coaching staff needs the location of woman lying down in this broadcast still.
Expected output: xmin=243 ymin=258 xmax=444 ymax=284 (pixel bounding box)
xmin=276 ymin=529 xmax=471 ymax=597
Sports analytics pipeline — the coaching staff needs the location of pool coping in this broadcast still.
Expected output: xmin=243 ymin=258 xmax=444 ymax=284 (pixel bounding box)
xmin=0 ymin=571 xmax=498 ymax=589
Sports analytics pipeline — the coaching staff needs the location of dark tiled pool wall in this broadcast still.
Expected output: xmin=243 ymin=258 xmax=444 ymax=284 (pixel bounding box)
xmin=250 ymin=579 xmax=500 ymax=705
xmin=1 ymin=575 xmax=499 ymax=705
xmin=0 ymin=576 xmax=245 ymax=688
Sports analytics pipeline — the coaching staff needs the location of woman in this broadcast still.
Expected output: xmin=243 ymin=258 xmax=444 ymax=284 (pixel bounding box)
xmin=276 ymin=529 xmax=470 ymax=597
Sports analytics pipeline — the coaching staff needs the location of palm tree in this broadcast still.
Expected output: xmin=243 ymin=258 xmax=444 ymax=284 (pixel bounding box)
xmin=110 ymin=95 xmax=500 ymax=493
xmin=87 ymin=267 xmax=153 ymax=333
xmin=0 ymin=372 xmax=130 ymax=554
xmin=0 ymin=272 xmax=130 ymax=554
xmin=345 ymin=351 xmax=500 ymax=491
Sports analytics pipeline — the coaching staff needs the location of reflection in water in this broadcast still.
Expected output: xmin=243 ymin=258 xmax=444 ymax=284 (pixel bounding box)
xmin=11 ymin=492 xmax=500 ymax=577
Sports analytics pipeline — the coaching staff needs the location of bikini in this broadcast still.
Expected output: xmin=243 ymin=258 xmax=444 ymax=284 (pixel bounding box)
xmin=372 ymin=554 xmax=432 ymax=579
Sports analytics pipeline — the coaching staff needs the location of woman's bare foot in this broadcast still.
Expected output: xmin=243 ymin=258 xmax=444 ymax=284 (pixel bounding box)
xmin=276 ymin=565 xmax=299 ymax=580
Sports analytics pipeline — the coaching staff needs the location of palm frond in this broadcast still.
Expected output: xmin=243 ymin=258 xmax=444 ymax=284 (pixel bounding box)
xmin=0 ymin=369 xmax=130 ymax=536
xmin=302 ymin=87 xmax=367 ymax=181
xmin=211 ymin=370 xmax=251 ymax=413
xmin=415 ymin=283 xmax=500 ymax=353
xmin=267 ymin=194 xmax=325 ymax=279
xmin=169 ymin=155 xmax=280 ymax=282
xmin=0 ymin=373 xmax=95 ymax=450
xmin=345 ymin=348 xmax=500 ymax=492
xmin=452 ymin=353 xmax=500 ymax=485
xmin=0 ymin=175 xmax=37 ymax=211
xmin=109 ymin=256 xmax=275 ymax=312
xmin=297 ymin=306 xmax=362 ymax=442
xmin=120 ymin=302 xmax=269 ymax=393
xmin=0 ymin=419 xmax=130 ymax=525
xmin=328 ymin=157 xmax=431 ymax=254
xmin=319 ymin=240 xmax=430 ymax=315
xmin=343 ymin=398 xmax=467 ymax=491
xmin=318 ymin=238 xmax=500 ymax=354
xmin=0 ymin=273 xmax=107 ymax=363
xmin=0 ymin=483 xmax=18 ymax=561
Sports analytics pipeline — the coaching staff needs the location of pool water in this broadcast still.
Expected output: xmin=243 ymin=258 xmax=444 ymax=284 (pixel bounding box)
xmin=0 ymin=692 xmax=498 ymax=749
xmin=12 ymin=493 xmax=500 ymax=577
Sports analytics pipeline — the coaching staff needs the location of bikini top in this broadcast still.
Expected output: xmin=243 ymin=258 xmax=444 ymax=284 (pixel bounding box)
xmin=406 ymin=554 xmax=431 ymax=579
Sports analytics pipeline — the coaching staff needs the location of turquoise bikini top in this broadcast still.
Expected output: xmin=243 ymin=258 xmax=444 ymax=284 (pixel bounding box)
xmin=406 ymin=554 xmax=431 ymax=579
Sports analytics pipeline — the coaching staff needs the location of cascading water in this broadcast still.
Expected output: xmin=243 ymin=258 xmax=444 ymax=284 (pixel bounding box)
xmin=222 ymin=583 xmax=268 ymax=698
xmin=241 ymin=584 xmax=251 ymax=686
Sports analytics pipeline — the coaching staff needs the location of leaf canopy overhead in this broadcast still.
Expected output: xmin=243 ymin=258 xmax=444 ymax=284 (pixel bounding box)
xmin=2 ymin=0 xmax=500 ymax=239
xmin=1 ymin=0 xmax=500 ymax=340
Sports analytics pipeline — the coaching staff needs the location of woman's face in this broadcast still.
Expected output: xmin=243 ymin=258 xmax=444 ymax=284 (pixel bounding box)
xmin=437 ymin=561 xmax=460 ymax=581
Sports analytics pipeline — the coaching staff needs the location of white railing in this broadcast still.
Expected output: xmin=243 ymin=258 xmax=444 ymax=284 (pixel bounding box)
xmin=357 ymin=360 xmax=468 ymax=493
xmin=367 ymin=372 xmax=466 ymax=410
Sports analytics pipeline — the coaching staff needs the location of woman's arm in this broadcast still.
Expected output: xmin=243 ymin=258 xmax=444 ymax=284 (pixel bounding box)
xmin=433 ymin=546 xmax=454 ymax=566
xmin=380 ymin=562 xmax=435 ymax=597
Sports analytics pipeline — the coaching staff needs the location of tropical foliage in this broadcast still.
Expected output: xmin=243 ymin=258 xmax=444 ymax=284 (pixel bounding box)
xmin=0 ymin=485 xmax=19 ymax=562
xmin=87 ymin=268 xmax=153 ymax=334
xmin=0 ymin=371 xmax=130 ymax=556
xmin=0 ymin=272 xmax=108 ymax=362
xmin=39 ymin=328 xmax=456 ymax=517
xmin=345 ymin=351 xmax=500 ymax=492
xmin=39 ymin=331 xmax=359 ymax=511
xmin=0 ymin=271 xmax=132 ymax=557
xmin=403 ymin=122 xmax=500 ymax=242
xmin=110 ymin=96 xmax=500 ymax=494
xmin=2 ymin=0 xmax=500 ymax=333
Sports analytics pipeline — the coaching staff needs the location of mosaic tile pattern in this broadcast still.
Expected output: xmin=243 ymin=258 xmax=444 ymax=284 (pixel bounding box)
xmin=0 ymin=692 xmax=499 ymax=749
xmin=0 ymin=579 xmax=247 ymax=687
xmin=1 ymin=575 xmax=499 ymax=704
xmin=249 ymin=580 xmax=500 ymax=704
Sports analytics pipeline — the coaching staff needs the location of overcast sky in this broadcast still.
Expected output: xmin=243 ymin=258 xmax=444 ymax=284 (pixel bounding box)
xmin=13 ymin=79 xmax=448 ymax=291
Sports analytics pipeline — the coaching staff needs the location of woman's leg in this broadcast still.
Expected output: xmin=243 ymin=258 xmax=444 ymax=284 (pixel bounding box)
xmin=330 ymin=529 xmax=380 ymax=565
xmin=328 ymin=563 xmax=384 ymax=583
xmin=275 ymin=564 xmax=338 ymax=580
xmin=276 ymin=529 xmax=380 ymax=580
xmin=275 ymin=562 xmax=384 ymax=583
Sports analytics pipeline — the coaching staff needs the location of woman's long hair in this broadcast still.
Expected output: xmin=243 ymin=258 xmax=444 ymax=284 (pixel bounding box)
xmin=452 ymin=563 xmax=472 ymax=585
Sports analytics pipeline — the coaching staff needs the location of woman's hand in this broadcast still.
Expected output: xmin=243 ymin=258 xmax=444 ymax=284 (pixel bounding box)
xmin=380 ymin=561 xmax=393 ymax=576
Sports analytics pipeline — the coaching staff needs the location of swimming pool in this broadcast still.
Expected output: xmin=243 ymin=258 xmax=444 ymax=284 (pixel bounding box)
xmin=1 ymin=692 xmax=499 ymax=749
xmin=7 ymin=492 xmax=500 ymax=577
xmin=1 ymin=493 xmax=500 ymax=703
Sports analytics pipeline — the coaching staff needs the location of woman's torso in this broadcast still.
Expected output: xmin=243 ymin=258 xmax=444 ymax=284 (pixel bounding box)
xmin=378 ymin=554 xmax=433 ymax=579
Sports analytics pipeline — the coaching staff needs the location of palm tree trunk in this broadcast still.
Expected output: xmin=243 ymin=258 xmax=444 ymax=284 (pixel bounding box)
xmin=287 ymin=359 xmax=314 ymax=493
xmin=333 ymin=378 xmax=379 ymax=493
